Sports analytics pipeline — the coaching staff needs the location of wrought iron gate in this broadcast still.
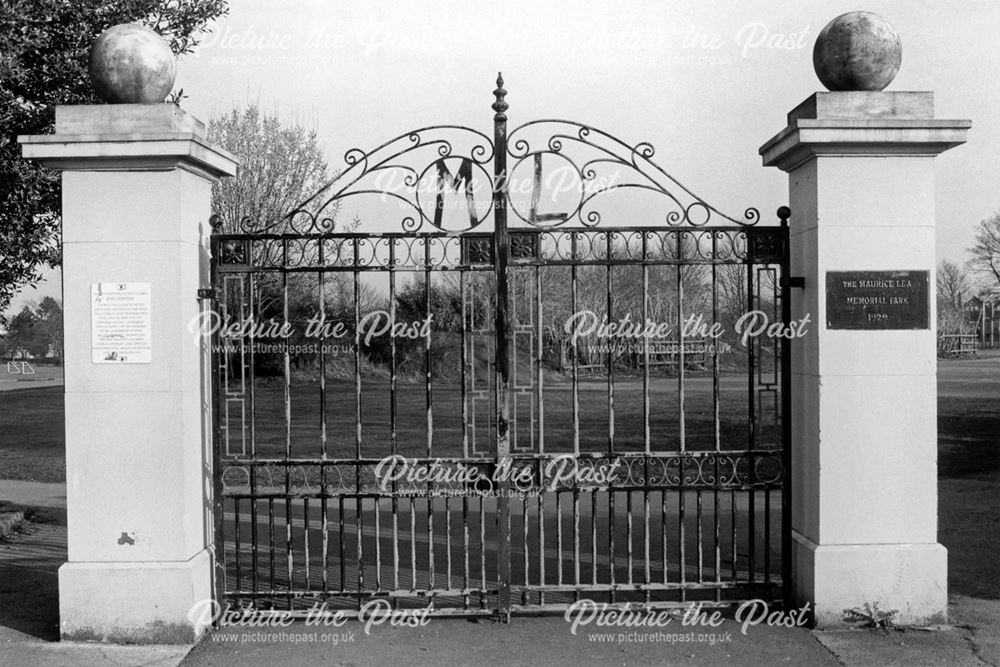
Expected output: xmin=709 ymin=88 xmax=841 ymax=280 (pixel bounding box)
xmin=209 ymin=75 xmax=792 ymax=620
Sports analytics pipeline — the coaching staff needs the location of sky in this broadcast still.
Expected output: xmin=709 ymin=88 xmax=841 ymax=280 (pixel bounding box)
xmin=11 ymin=0 xmax=1000 ymax=313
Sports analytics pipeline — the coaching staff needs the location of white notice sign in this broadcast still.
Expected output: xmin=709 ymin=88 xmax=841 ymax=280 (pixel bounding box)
xmin=91 ymin=283 xmax=152 ymax=364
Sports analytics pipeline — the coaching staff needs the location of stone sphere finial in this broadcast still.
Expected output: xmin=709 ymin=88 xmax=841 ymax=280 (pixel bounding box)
xmin=813 ymin=12 xmax=901 ymax=91
xmin=88 ymin=24 xmax=177 ymax=104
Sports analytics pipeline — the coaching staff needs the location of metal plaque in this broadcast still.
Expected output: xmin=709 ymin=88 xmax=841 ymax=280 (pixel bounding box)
xmin=826 ymin=270 xmax=929 ymax=330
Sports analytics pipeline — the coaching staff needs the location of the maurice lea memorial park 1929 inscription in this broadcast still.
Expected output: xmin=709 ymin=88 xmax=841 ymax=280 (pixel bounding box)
xmin=825 ymin=270 xmax=930 ymax=330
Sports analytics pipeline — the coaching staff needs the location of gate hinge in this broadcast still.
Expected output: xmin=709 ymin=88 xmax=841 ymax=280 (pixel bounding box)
xmin=197 ymin=287 xmax=216 ymax=301
xmin=783 ymin=277 xmax=805 ymax=289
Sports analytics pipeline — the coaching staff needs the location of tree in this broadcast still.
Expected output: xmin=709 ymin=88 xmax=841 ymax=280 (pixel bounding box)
xmin=207 ymin=105 xmax=362 ymax=376
xmin=207 ymin=105 xmax=337 ymax=233
xmin=5 ymin=305 xmax=39 ymax=358
xmin=35 ymin=295 xmax=63 ymax=360
xmin=937 ymin=260 xmax=973 ymax=339
xmin=968 ymin=212 xmax=1000 ymax=293
xmin=937 ymin=260 xmax=970 ymax=311
xmin=0 ymin=0 xmax=229 ymax=315
xmin=2 ymin=296 xmax=63 ymax=359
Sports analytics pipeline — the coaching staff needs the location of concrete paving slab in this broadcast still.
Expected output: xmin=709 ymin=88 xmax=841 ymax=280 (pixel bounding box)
xmin=951 ymin=595 xmax=1000 ymax=666
xmin=0 ymin=640 xmax=190 ymax=667
xmin=814 ymin=627 xmax=987 ymax=667
xmin=178 ymin=616 xmax=842 ymax=667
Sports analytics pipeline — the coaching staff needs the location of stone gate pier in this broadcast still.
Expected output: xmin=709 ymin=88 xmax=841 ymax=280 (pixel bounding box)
xmin=761 ymin=89 xmax=969 ymax=625
xmin=20 ymin=104 xmax=236 ymax=642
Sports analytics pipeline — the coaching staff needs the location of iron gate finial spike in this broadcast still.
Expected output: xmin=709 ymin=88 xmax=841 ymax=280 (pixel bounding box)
xmin=493 ymin=72 xmax=508 ymax=120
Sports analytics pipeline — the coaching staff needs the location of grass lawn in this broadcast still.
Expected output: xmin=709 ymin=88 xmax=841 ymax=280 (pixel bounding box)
xmin=0 ymin=358 xmax=997 ymax=600
xmin=0 ymin=387 xmax=65 ymax=483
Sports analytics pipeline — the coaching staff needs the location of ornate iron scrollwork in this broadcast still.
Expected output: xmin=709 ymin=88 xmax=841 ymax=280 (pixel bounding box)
xmin=506 ymin=120 xmax=760 ymax=229
xmin=222 ymin=77 xmax=760 ymax=236
xmin=242 ymin=127 xmax=496 ymax=235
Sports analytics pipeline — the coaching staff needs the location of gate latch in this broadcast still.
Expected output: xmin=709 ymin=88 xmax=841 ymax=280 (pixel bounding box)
xmin=197 ymin=287 xmax=216 ymax=301
xmin=784 ymin=277 xmax=805 ymax=289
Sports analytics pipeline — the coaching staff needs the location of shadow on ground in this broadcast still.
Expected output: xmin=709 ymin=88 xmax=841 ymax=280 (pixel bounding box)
xmin=0 ymin=505 xmax=66 ymax=641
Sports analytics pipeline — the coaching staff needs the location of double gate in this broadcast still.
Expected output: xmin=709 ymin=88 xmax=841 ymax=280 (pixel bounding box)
xmin=209 ymin=76 xmax=792 ymax=619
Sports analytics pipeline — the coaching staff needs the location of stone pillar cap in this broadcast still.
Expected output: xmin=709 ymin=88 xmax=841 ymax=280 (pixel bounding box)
xmin=760 ymin=91 xmax=970 ymax=172
xmin=19 ymin=104 xmax=237 ymax=181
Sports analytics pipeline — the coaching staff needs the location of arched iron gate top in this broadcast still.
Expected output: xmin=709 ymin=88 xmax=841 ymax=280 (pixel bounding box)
xmin=218 ymin=74 xmax=761 ymax=236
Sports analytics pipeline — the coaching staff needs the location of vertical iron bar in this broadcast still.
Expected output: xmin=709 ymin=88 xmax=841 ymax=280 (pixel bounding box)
xmin=463 ymin=496 xmax=470 ymax=608
xmin=661 ymin=490 xmax=667 ymax=586
xmin=246 ymin=272 xmax=259 ymax=598
xmin=375 ymin=498 xmax=382 ymax=593
xmin=319 ymin=272 xmax=327 ymax=459
xmin=392 ymin=496 xmax=399 ymax=593
xmin=446 ymin=496 xmax=452 ymax=591
xmin=609 ymin=490 xmax=615 ymax=603
xmin=643 ymin=466 xmax=650 ymax=603
xmin=265 ymin=497 xmax=273 ymax=593
xmin=778 ymin=208 xmax=793 ymax=607
xmin=522 ymin=495 xmax=529 ymax=604
xmin=492 ymin=72 xmax=512 ymax=620
xmin=424 ymin=240 xmax=434 ymax=598
xmin=676 ymin=236 xmax=686 ymax=602
xmin=461 ymin=272 xmax=469 ymax=458
xmin=677 ymin=234 xmax=685 ymax=452
xmin=322 ymin=496 xmax=329 ymax=594
xmin=642 ymin=246 xmax=650 ymax=452
xmin=591 ymin=492 xmax=597 ymax=587
xmin=569 ymin=489 xmax=576 ymax=598
xmin=425 ymin=241 xmax=433 ymax=455
xmin=339 ymin=496 xmax=346 ymax=593
xmin=571 ymin=237 xmax=580 ymax=455
xmin=304 ymin=499 xmax=310 ymax=593
xmin=765 ymin=489 xmax=772 ymax=587
xmin=731 ymin=488 xmax=737 ymax=582
xmin=389 ymin=241 xmax=397 ymax=458
xmin=712 ymin=233 xmax=722 ymax=601
xmin=282 ymin=243 xmax=293 ymax=606
xmin=316 ymin=266 xmax=325 ymax=600
xmin=247 ymin=269 xmax=257 ymax=458
xmin=536 ymin=265 xmax=544 ymax=453
xmin=642 ymin=237 xmax=651 ymax=601
xmin=556 ymin=492 xmax=563 ymax=586
xmin=606 ymin=234 xmax=615 ymax=453
xmin=410 ymin=497 xmax=417 ymax=592
xmin=285 ymin=497 xmax=292 ymax=607
xmin=747 ymin=258 xmax=757 ymax=597
xmin=357 ymin=497 xmax=364 ymax=608
xmin=697 ymin=490 xmax=703 ymax=583
xmin=387 ymin=239 xmax=399 ymax=597
xmin=233 ymin=499 xmax=241 ymax=593
xmin=479 ymin=497 xmax=486 ymax=609
xmin=353 ymin=239 xmax=362 ymax=464
xmin=208 ymin=226 xmax=226 ymax=617
xmin=626 ymin=490 xmax=633 ymax=586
